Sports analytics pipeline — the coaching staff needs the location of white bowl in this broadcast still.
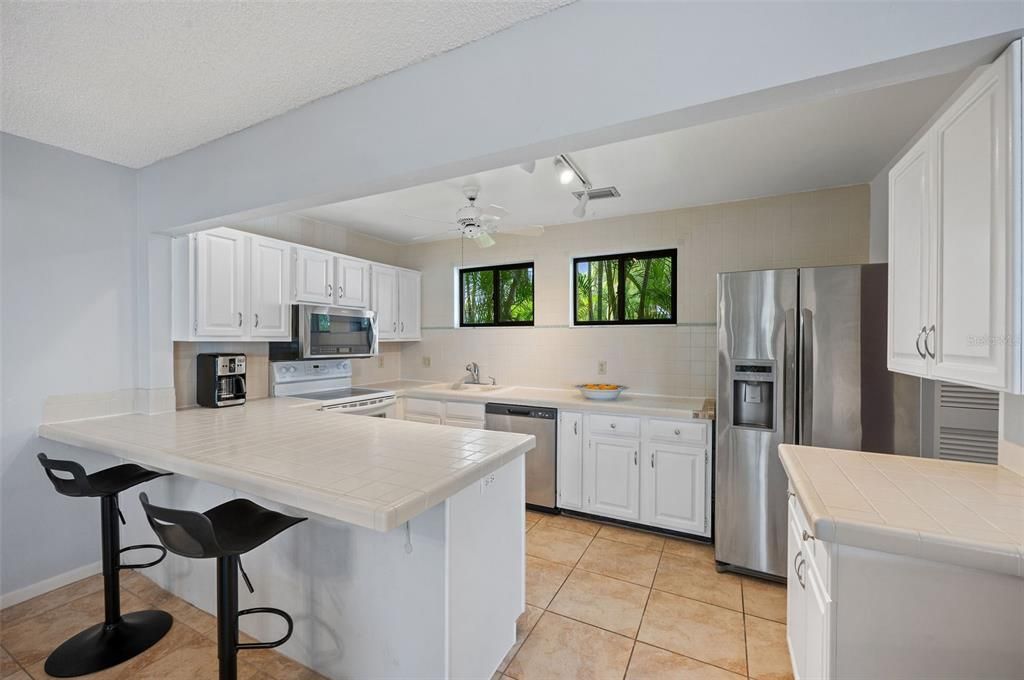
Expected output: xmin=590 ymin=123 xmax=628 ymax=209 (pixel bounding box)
xmin=576 ymin=385 xmax=628 ymax=400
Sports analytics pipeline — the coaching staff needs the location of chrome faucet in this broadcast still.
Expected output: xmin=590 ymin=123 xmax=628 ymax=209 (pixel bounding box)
xmin=465 ymin=362 xmax=480 ymax=384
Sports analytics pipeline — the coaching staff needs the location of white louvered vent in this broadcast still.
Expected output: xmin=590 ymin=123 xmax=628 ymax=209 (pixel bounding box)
xmin=933 ymin=382 xmax=999 ymax=465
xmin=938 ymin=427 xmax=999 ymax=464
xmin=939 ymin=383 xmax=1000 ymax=410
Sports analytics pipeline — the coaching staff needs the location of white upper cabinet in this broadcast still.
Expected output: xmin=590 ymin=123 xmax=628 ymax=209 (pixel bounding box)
xmin=293 ymin=247 xmax=334 ymax=305
xmin=557 ymin=412 xmax=584 ymax=510
xmin=249 ymin=236 xmax=291 ymax=338
xmin=335 ymin=256 xmax=370 ymax=309
xmin=372 ymin=265 xmax=399 ymax=339
xmin=887 ymin=135 xmax=933 ymax=377
xmin=640 ymin=443 xmax=706 ymax=534
xmin=372 ymin=265 xmax=422 ymax=341
xmin=194 ymin=229 xmax=246 ymax=337
xmin=931 ymin=51 xmax=1012 ymax=389
xmin=888 ymin=40 xmax=1022 ymax=393
xmin=398 ymin=269 xmax=422 ymax=340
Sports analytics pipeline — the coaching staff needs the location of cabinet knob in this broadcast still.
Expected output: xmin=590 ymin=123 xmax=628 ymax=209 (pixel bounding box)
xmin=610 ymin=423 xmax=616 ymax=429
xmin=674 ymin=428 xmax=681 ymax=435
xmin=802 ymin=530 xmax=815 ymax=542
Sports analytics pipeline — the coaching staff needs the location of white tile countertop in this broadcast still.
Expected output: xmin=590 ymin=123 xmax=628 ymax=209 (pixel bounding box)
xmin=361 ymin=380 xmax=716 ymax=420
xmin=780 ymin=444 xmax=1024 ymax=577
xmin=38 ymin=398 xmax=535 ymax=532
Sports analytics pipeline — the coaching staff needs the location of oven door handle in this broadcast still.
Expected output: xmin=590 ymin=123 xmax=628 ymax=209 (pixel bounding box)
xmin=323 ymin=397 xmax=395 ymax=415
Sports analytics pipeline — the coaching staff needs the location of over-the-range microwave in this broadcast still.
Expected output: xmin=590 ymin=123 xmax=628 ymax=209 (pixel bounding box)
xmin=269 ymin=305 xmax=378 ymax=360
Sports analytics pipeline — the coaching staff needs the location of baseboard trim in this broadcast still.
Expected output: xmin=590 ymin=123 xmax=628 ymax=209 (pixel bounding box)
xmin=1 ymin=560 xmax=102 ymax=609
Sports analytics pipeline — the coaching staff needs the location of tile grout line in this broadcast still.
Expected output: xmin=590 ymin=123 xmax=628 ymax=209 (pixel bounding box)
xmin=622 ymin=543 xmax=664 ymax=679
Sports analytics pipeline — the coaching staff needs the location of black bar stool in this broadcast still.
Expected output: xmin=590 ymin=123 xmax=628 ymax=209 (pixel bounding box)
xmin=37 ymin=453 xmax=173 ymax=677
xmin=139 ymin=492 xmax=306 ymax=680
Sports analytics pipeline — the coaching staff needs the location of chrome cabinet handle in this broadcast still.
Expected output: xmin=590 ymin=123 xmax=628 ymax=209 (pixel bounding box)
xmin=915 ymin=326 xmax=927 ymax=359
xmin=327 ymin=283 xmax=333 ymax=297
xmin=634 ymin=450 xmax=638 ymax=465
xmin=651 ymin=453 xmax=655 ymax=468
xmin=797 ymin=558 xmax=806 ymax=589
xmin=573 ymin=421 xmax=578 ymax=435
xmin=401 ymin=321 xmax=404 ymax=332
xmin=254 ymin=313 xmax=260 ymax=328
xmin=339 ymin=285 xmax=345 ymax=298
xmin=793 ymin=550 xmax=802 ymax=574
xmin=237 ymin=312 xmax=243 ymax=327
xmin=393 ymin=322 xmax=397 ymax=332
xmin=802 ymin=530 xmax=814 ymax=542
xmin=925 ymin=324 xmax=936 ymax=359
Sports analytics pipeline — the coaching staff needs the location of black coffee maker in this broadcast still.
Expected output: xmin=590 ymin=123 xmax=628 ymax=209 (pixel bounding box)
xmin=197 ymin=353 xmax=246 ymax=408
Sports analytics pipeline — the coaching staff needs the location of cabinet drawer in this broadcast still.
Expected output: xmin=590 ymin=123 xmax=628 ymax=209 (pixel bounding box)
xmin=647 ymin=418 xmax=707 ymax=445
xmin=445 ymin=416 xmax=486 ymax=430
xmin=404 ymin=398 xmax=442 ymax=416
xmin=445 ymin=401 xmax=486 ymax=420
xmin=588 ymin=413 xmax=640 ymax=438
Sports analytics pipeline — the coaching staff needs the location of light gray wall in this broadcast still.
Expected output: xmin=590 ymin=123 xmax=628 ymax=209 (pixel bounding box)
xmin=1 ymin=133 xmax=138 ymax=596
xmin=138 ymin=1 xmax=1023 ymax=234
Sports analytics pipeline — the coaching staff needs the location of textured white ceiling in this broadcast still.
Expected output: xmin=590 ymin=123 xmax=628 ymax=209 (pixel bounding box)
xmin=298 ymin=70 xmax=968 ymax=243
xmin=0 ymin=0 xmax=571 ymax=168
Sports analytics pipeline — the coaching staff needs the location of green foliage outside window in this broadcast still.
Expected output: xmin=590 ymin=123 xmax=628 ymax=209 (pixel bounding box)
xmin=575 ymin=250 xmax=676 ymax=324
xmin=460 ymin=263 xmax=534 ymax=326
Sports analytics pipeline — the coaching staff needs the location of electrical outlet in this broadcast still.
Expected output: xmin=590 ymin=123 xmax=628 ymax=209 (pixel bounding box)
xmin=598 ymin=360 xmax=607 ymax=375
xmin=422 ymin=356 xmax=431 ymax=368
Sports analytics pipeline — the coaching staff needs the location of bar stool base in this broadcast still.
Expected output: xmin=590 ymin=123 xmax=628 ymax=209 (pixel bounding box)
xmin=43 ymin=610 xmax=173 ymax=678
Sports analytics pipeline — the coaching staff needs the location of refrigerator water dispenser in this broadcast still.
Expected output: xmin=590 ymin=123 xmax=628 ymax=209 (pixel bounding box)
xmin=732 ymin=362 xmax=775 ymax=430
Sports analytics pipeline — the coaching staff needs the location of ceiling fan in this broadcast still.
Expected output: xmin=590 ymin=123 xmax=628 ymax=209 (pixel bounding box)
xmin=408 ymin=185 xmax=544 ymax=248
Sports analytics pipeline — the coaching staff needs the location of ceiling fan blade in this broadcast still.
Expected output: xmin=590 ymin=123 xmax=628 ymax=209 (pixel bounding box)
xmin=485 ymin=204 xmax=510 ymax=218
xmin=480 ymin=214 xmax=501 ymax=224
xmin=518 ymin=160 xmax=536 ymax=174
xmin=502 ymin=224 xmax=545 ymax=237
xmin=476 ymin=232 xmax=496 ymax=248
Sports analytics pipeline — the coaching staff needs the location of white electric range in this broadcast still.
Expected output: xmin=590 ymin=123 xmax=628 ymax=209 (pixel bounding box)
xmin=270 ymin=360 xmax=397 ymax=417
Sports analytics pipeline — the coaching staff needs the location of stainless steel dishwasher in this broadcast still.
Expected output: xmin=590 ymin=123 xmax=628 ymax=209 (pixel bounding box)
xmin=485 ymin=403 xmax=557 ymax=511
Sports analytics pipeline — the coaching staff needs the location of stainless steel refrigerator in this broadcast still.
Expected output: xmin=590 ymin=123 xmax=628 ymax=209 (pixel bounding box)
xmin=715 ymin=264 xmax=920 ymax=578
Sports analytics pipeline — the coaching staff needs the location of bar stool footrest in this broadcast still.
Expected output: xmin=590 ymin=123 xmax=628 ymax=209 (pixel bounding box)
xmin=119 ymin=543 xmax=168 ymax=570
xmin=236 ymin=607 xmax=294 ymax=650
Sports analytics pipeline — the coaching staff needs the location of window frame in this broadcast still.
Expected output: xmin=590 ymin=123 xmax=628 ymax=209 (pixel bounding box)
xmin=572 ymin=248 xmax=678 ymax=326
xmin=458 ymin=261 xmax=535 ymax=328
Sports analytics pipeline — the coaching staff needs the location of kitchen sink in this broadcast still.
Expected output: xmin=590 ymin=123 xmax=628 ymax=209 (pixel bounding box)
xmin=426 ymin=383 xmax=512 ymax=394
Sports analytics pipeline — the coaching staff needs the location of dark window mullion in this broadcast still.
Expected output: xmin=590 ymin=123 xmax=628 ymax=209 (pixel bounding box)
xmin=617 ymin=255 xmax=626 ymax=322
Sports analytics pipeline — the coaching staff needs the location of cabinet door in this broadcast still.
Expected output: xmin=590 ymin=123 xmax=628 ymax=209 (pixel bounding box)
xmin=641 ymin=443 xmax=706 ymax=534
xmin=585 ymin=436 xmax=640 ymax=521
xmin=931 ymin=48 xmax=1014 ymax=390
xmin=194 ymin=229 xmax=246 ymax=337
xmin=294 ymin=247 xmax=333 ymax=304
xmin=887 ymin=134 xmax=933 ymax=377
xmin=249 ymin=236 xmax=291 ymax=338
xmin=558 ymin=412 xmax=583 ymax=510
xmin=444 ymin=416 xmax=486 ymax=429
xmin=787 ymin=512 xmax=807 ymax=680
xmin=804 ymin=562 xmax=833 ymax=680
xmin=335 ymin=256 xmax=369 ymax=308
xmin=372 ymin=266 xmax=399 ymax=339
xmin=397 ymin=269 xmax=422 ymax=339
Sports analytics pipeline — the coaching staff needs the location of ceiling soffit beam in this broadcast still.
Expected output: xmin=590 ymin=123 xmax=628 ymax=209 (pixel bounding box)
xmin=137 ymin=1 xmax=1024 ymax=235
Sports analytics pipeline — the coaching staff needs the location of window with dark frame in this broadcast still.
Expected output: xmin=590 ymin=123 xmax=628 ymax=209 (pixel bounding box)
xmin=573 ymin=249 xmax=676 ymax=325
xmin=459 ymin=262 xmax=535 ymax=327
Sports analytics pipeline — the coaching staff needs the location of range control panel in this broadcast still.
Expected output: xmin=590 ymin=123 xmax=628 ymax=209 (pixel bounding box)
xmin=271 ymin=360 xmax=352 ymax=384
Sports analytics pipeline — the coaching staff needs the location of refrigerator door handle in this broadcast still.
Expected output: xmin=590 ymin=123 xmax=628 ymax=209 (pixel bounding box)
xmin=784 ymin=308 xmax=797 ymax=444
xmin=799 ymin=308 xmax=813 ymax=444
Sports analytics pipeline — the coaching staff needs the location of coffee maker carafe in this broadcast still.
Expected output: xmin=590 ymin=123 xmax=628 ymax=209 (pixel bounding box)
xmin=197 ymin=353 xmax=246 ymax=408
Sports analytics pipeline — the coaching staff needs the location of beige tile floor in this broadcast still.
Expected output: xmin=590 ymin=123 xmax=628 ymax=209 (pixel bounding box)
xmin=0 ymin=571 xmax=325 ymax=680
xmin=497 ymin=511 xmax=793 ymax=680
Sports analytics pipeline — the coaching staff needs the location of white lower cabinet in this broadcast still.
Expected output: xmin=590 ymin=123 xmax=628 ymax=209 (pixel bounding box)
xmin=404 ymin=398 xmax=485 ymax=429
xmin=788 ymin=496 xmax=834 ymax=680
xmin=640 ymin=442 xmax=706 ymax=534
xmin=557 ymin=412 xmax=584 ymax=510
xmin=563 ymin=412 xmax=711 ymax=537
xmin=585 ymin=436 xmax=641 ymax=521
